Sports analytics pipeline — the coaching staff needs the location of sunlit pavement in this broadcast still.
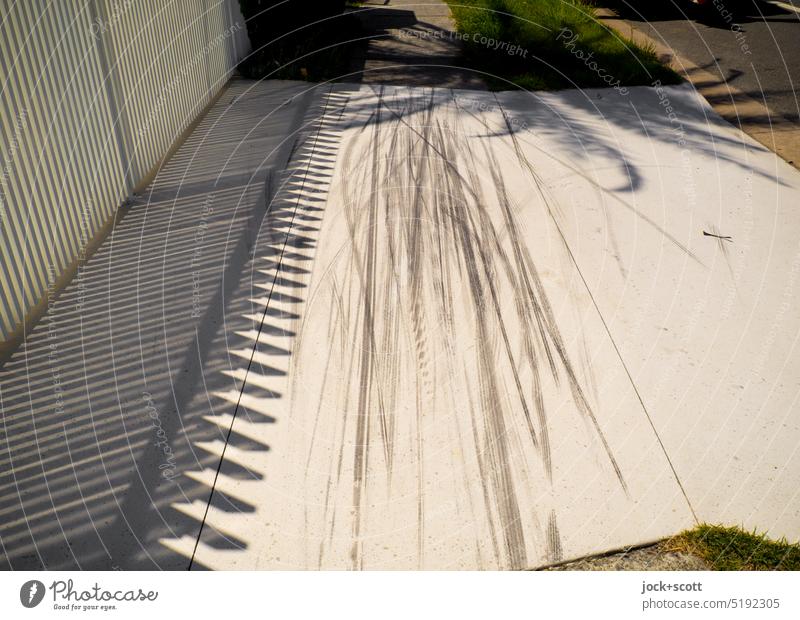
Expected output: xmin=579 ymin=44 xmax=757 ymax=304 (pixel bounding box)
xmin=2 ymin=79 xmax=799 ymax=570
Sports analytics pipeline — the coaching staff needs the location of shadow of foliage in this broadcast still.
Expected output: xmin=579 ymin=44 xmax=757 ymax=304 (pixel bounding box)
xmin=237 ymin=0 xmax=362 ymax=81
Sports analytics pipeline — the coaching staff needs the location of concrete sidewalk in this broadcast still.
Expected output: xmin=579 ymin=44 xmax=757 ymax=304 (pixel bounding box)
xmin=0 ymin=79 xmax=328 ymax=569
xmin=2 ymin=79 xmax=799 ymax=570
xmin=174 ymin=83 xmax=800 ymax=569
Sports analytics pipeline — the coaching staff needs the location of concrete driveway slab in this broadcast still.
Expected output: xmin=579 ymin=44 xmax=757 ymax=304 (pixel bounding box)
xmin=495 ymin=84 xmax=800 ymax=543
xmin=3 ymin=79 xmax=799 ymax=571
xmin=183 ymin=83 xmax=800 ymax=570
xmin=177 ymin=84 xmax=735 ymax=570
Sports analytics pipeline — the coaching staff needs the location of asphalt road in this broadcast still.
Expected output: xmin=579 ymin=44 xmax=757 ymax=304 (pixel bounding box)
xmin=609 ymin=0 xmax=800 ymax=123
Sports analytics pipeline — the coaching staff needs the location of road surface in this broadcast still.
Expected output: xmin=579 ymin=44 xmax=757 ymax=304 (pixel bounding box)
xmin=606 ymin=0 xmax=800 ymax=124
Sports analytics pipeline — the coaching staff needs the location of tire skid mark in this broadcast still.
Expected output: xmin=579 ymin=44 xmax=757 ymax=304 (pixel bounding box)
xmin=349 ymin=91 xmax=382 ymax=570
xmin=448 ymin=376 xmax=486 ymax=568
xmin=546 ymin=509 xmax=563 ymax=564
xmin=465 ymin=381 xmax=502 ymax=567
xmin=312 ymin=277 xmax=346 ymax=566
xmin=481 ymin=143 xmax=556 ymax=479
xmin=494 ymin=104 xmax=630 ymax=496
xmin=460 ymin=137 xmax=543 ymax=456
xmin=430 ymin=112 xmax=526 ymax=565
xmin=444 ymin=97 xmax=617 ymax=559
xmin=326 ymin=111 xmax=362 ymax=569
xmin=432 ymin=123 xmax=529 ymax=568
xmin=303 ymin=86 xmax=652 ymax=568
xmin=412 ymin=94 xmax=439 ymax=566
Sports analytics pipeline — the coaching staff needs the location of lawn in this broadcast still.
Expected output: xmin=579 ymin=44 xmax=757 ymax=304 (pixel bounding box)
xmin=668 ymin=524 xmax=800 ymax=570
xmin=444 ymin=0 xmax=680 ymax=90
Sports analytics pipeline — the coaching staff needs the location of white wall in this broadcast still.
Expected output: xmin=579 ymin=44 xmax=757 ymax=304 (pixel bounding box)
xmin=0 ymin=0 xmax=249 ymax=343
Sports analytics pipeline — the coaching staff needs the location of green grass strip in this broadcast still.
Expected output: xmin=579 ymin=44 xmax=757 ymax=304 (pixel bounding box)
xmin=445 ymin=0 xmax=680 ymax=90
xmin=668 ymin=524 xmax=800 ymax=570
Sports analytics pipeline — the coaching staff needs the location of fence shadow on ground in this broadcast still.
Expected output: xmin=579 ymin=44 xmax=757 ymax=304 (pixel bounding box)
xmin=0 ymin=80 xmax=349 ymax=570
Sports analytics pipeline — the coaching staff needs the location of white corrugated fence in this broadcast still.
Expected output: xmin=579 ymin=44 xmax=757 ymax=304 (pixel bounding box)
xmin=0 ymin=0 xmax=249 ymax=347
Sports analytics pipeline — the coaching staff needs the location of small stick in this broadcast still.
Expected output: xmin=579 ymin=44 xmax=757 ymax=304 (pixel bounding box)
xmin=703 ymin=230 xmax=732 ymax=242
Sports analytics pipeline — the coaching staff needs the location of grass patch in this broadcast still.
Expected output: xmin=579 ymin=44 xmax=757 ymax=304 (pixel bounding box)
xmin=667 ymin=524 xmax=800 ymax=570
xmin=444 ymin=0 xmax=680 ymax=90
xmin=238 ymin=0 xmax=361 ymax=81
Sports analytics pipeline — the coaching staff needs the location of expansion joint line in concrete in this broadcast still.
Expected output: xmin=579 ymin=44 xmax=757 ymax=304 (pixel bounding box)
xmin=187 ymin=87 xmax=336 ymax=570
xmin=491 ymin=94 xmax=700 ymax=525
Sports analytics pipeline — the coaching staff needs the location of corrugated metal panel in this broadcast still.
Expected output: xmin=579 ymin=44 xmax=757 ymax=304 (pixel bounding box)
xmin=0 ymin=0 xmax=249 ymax=342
